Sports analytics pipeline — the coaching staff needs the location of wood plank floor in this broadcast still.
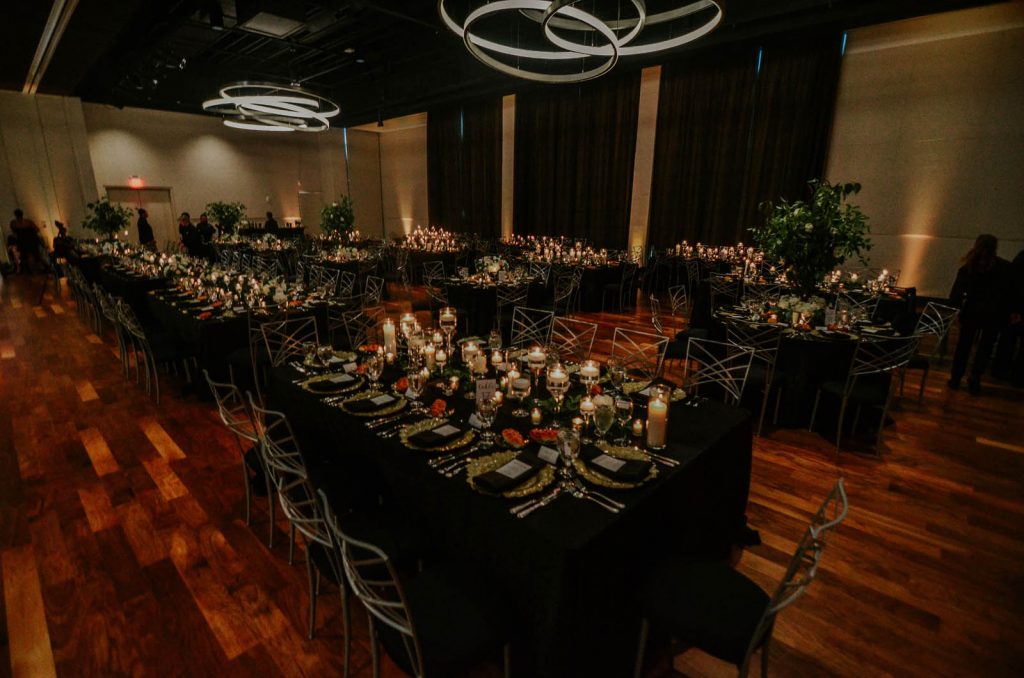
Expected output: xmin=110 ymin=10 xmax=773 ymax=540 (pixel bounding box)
xmin=1 ymin=272 xmax=1022 ymax=677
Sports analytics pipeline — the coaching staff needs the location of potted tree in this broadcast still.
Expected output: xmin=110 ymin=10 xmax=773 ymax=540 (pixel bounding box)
xmin=82 ymin=197 xmax=133 ymax=240
xmin=205 ymin=201 xmax=247 ymax=234
xmin=751 ymin=179 xmax=872 ymax=298
xmin=320 ymin=196 xmax=355 ymax=235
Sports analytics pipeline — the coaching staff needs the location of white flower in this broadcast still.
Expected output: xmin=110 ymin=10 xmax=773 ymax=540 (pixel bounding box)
xmin=804 ymin=223 xmax=814 ymax=233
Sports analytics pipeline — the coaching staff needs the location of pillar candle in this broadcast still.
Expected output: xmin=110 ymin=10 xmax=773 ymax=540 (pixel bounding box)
xmin=382 ymin=319 xmax=397 ymax=355
xmin=422 ymin=343 xmax=435 ymax=370
xmin=647 ymin=397 xmax=668 ymax=449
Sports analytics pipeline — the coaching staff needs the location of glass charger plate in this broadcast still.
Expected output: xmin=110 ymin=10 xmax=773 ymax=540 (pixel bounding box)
xmin=621 ymin=381 xmax=687 ymax=402
xmin=466 ymin=450 xmax=555 ymax=498
xmin=338 ymin=390 xmax=407 ymax=417
xmin=301 ymin=373 xmax=364 ymax=396
xmin=573 ymin=442 xmax=658 ymax=490
xmin=399 ymin=418 xmax=476 ymax=452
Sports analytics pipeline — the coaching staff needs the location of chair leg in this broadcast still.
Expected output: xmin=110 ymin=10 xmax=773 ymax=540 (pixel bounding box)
xmin=237 ymin=439 xmax=252 ymax=526
xmin=267 ymin=490 xmax=275 ymax=549
xmin=503 ymin=642 xmax=512 ymax=678
xmin=756 ymin=382 xmax=771 ymax=437
xmin=808 ymin=389 xmax=822 ymax=432
xmin=369 ymin=619 xmax=381 ymax=678
xmin=760 ymin=634 xmax=771 ymax=678
xmin=304 ymin=536 xmax=317 ymax=639
xmin=875 ymin=384 xmax=897 ymax=453
xmin=918 ymin=364 xmax=929 ymax=401
xmin=633 ymin=618 xmax=649 ymax=678
xmin=341 ymin=577 xmax=351 ymax=678
xmin=835 ymin=395 xmax=850 ymax=457
xmin=289 ymin=523 xmax=296 ymax=565
xmin=772 ymin=387 xmax=783 ymax=426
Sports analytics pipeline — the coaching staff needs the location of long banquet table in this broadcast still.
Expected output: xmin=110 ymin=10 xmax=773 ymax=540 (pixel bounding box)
xmin=266 ymin=366 xmax=752 ymax=676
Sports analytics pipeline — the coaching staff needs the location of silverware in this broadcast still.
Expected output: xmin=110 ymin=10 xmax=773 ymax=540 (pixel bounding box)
xmin=366 ymin=412 xmax=412 ymax=430
xmin=434 ymin=443 xmax=483 ymax=474
xmin=514 ymin=487 xmax=563 ymax=518
xmin=510 ymin=486 xmax=558 ymax=515
xmin=584 ymin=488 xmax=626 ymax=509
xmin=570 ymin=485 xmax=620 ymax=513
xmin=645 ymin=450 xmax=679 ymax=467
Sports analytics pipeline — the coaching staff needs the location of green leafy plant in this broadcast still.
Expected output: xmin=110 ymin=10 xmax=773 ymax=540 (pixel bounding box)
xmin=320 ymin=196 xmax=355 ymax=234
xmin=751 ymin=179 xmax=872 ymax=297
xmin=81 ymin=197 xmax=133 ymax=239
xmin=205 ymin=201 xmax=247 ymax=232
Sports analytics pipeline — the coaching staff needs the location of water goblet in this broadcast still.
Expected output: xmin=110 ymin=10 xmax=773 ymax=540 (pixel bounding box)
xmin=365 ymin=351 xmax=384 ymax=391
xmin=556 ymin=428 xmax=580 ymax=481
xmin=614 ymin=396 xmax=634 ymax=445
xmin=606 ymin=357 xmax=626 ymax=393
xmin=476 ymin=397 xmax=498 ymax=448
xmin=508 ymin=370 xmax=531 ymax=418
xmin=593 ymin=395 xmax=615 ymax=443
xmin=302 ymin=341 xmax=317 ymax=367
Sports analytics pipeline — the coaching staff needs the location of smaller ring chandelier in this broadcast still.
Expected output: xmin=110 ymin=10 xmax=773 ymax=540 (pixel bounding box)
xmin=439 ymin=0 xmax=724 ymax=83
xmin=202 ymin=83 xmax=340 ymax=132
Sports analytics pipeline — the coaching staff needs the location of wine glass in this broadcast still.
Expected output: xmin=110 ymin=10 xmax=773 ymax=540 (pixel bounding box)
xmin=556 ymin=428 xmax=580 ymax=481
xmin=407 ymin=367 xmax=428 ymax=412
xmin=606 ymin=356 xmax=626 ymax=393
xmin=365 ymin=351 xmax=384 ymax=391
xmin=614 ymin=396 xmax=634 ymax=445
xmin=508 ymin=370 xmax=531 ymax=418
xmin=439 ymin=307 xmax=457 ymax=352
xmin=579 ymin=360 xmax=601 ymax=392
xmin=317 ymin=344 xmax=334 ymax=367
xmin=546 ymin=363 xmax=570 ymax=427
xmin=302 ymin=341 xmax=317 ymax=367
xmin=593 ymin=395 xmax=615 ymax=443
xmin=488 ymin=327 xmax=503 ymax=351
xmin=579 ymin=396 xmax=595 ymax=444
xmin=476 ymin=397 xmax=498 ymax=448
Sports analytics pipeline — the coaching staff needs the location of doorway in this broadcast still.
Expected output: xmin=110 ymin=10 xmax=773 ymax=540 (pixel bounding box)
xmin=107 ymin=187 xmax=176 ymax=251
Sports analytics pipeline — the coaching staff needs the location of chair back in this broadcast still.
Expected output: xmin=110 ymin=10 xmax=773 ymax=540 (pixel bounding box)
xmin=337 ymin=270 xmax=357 ymax=298
xmin=363 ymin=275 xmax=385 ymax=308
xmin=510 ymin=306 xmax=555 ymax=349
xmin=330 ymin=307 xmax=376 ymax=350
xmin=552 ymin=268 xmax=580 ymax=313
xmin=685 ymin=259 xmax=700 ymax=295
xmin=683 ymin=337 xmax=754 ymax=405
xmin=496 ymin=282 xmax=530 ymax=313
xmin=423 ymin=261 xmax=445 ymax=285
xmin=611 ymin=327 xmax=669 ymax=381
xmin=248 ymin=396 xmax=331 ymax=548
xmin=202 ymin=370 xmax=257 ymax=442
xmin=649 ymin=296 xmax=667 ymax=336
xmin=834 ymin=291 xmax=880 ymax=323
xmin=255 ymin=254 xmax=281 ymax=278
xmin=724 ymin=320 xmax=784 ymax=369
xmin=551 ymin=316 xmax=597 ymax=362
xmin=708 ymin=273 xmax=740 ymax=312
xmin=743 ymin=282 xmax=785 ymax=306
xmin=310 ymin=265 xmax=342 ymax=294
xmin=848 ymin=335 xmax=920 ymax=379
xmin=667 ymin=284 xmax=688 ymax=318
xmin=741 ymin=479 xmax=849 ymax=673
xmin=261 ymin=316 xmax=320 ymax=367
xmin=528 ymin=261 xmax=550 ymax=285
xmin=913 ymin=301 xmax=958 ymax=358
xmin=319 ymin=489 xmax=426 ymax=677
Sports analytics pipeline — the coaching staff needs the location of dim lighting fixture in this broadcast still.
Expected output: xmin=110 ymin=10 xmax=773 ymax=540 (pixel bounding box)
xmin=202 ymin=82 xmax=339 ymax=132
xmin=438 ymin=0 xmax=723 ymax=83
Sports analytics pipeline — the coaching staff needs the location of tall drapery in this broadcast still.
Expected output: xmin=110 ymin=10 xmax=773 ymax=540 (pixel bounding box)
xmin=427 ymin=96 xmax=502 ymax=237
xmin=513 ymin=70 xmax=641 ymax=249
xmin=648 ymin=33 xmax=843 ymax=247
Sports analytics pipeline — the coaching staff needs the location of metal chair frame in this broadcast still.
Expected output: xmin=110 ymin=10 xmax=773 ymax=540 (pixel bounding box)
xmin=683 ymin=337 xmax=754 ymax=406
xmin=550 ymin=316 xmax=598 ymax=363
xmin=901 ymin=301 xmax=959 ymax=400
xmin=834 ymin=291 xmax=881 ymax=323
xmin=708 ymin=273 xmax=741 ymax=313
xmin=363 ymin=275 xmax=385 ymax=308
xmin=724 ymin=320 xmax=785 ymax=435
xmin=261 ymin=316 xmax=320 ymax=368
xmin=509 ymin=306 xmax=555 ymax=350
xmin=611 ymin=327 xmax=670 ymax=381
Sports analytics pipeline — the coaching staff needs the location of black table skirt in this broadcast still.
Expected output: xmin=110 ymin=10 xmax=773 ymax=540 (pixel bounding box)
xmin=445 ymin=281 xmax=550 ymax=337
xmin=267 ymin=366 xmax=752 ymax=676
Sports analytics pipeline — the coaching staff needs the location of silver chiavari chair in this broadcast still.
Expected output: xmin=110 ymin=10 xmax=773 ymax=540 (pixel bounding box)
xmin=362 ymin=275 xmax=385 ymax=309
xmin=901 ymin=301 xmax=959 ymax=400
xmin=611 ymin=327 xmax=670 ymax=381
xmin=337 ymin=270 xmax=357 ymax=298
xmin=724 ymin=320 xmax=786 ymax=435
xmin=635 ymin=479 xmax=849 ymax=678
xmin=667 ymin=284 xmax=689 ymax=321
xmin=423 ymin=261 xmax=445 ymax=285
xmin=834 ymin=291 xmax=881 ymax=323
xmin=261 ymin=316 xmax=320 ymax=368
xmin=310 ymin=265 xmax=342 ymax=295
xmin=682 ymin=337 xmax=755 ymax=406
xmin=708 ymin=273 xmax=741 ymax=313
xmin=510 ymin=306 xmax=555 ymax=350
xmin=550 ymin=316 xmax=598 ymax=363
xmin=496 ymin=281 xmax=530 ymax=321
xmin=329 ymin=307 xmax=377 ymax=351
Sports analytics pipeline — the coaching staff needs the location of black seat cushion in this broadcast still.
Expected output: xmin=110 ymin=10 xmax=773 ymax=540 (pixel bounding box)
xmin=643 ymin=558 xmax=769 ymax=665
xmin=377 ymin=568 xmax=503 ymax=676
xmin=675 ymin=327 xmax=710 ymax=342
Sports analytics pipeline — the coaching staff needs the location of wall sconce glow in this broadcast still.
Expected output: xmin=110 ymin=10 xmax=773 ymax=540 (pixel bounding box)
xmin=127 ymin=175 xmax=144 ymax=189
xmin=202 ymin=82 xmax=340 ymax=132
xmin=438 ymin=0 xmax=723 ymax=83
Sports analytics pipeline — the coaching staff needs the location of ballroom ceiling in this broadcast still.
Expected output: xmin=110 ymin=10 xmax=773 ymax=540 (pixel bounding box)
xmin=0 ymin=0 xmax=994 ymax=127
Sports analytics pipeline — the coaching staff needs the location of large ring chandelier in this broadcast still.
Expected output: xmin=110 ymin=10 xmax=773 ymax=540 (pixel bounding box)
xmin=439 ymin=0 xmax=724 ymax=83
xmin=202 ymin=83 xmax=340 ymax=132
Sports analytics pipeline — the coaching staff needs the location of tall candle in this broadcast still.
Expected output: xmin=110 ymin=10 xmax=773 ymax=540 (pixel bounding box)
xmin=382 ymin=318 xmax=397 ymax=355
xmin=423 ymin=343 xmax=436 ymax=370
xmin=647 ymin=397 xmax=668 ymax=449
xmin=491 ymin=349 xmax=504 ymax=370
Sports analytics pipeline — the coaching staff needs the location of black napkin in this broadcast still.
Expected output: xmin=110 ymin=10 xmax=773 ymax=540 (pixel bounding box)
xmin=306 ymin=376 xmax=354 ymax=393
xmin=627 ymin=377 xmax=677 ymax=405
xmin=580 ymin=446 xmax=652 ymax=483
xmin=407 ymin=424 xmax=464 ymax=447
xmin=344 ymin=394 xmax=395 ymax=413
xmin=474 ymin=451 xmax=544 ymax=493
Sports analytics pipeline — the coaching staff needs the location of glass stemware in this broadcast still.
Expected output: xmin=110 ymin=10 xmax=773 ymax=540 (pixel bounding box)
xmin=439 ymin=307 xmax=457 ymax=353
xmin=365 ymin=351 xmax=384 ymax=390
xmin=546 ymin=362 xmax=570 ymax=427
xmin=476 ymin=397 xmax=498 ymax=448
xmin=593 ymin=395 xmax=615 ymax=443
xmin=302 ymin=341 xmax=317 ymax=367
xmin=614 ymin=396 xmax=634 ymax=445
xmin=556 ymin=428 xmax=580 ymax=481
xmin=606 ymin=356 xmax=626 ymax=393
xmin=508 ymin=369 xmax=531 ymax=418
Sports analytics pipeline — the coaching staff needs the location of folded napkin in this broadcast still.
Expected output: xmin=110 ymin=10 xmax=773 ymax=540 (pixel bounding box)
xmin=306 ymin=374 xmax=355 ymax=393
xmin=474 ymin=452 xmax=544 ymax=493
xmin=408 ymin=423 xmax=463 ymax=447
xmin=580 ymin=446 xmax=652 ymax=483
xmin=344 ymin=394 xmax=396 ymax=412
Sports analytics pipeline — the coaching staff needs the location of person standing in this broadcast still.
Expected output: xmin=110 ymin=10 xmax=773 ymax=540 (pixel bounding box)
xmin=10 ymin=208 xmax=41 ymax=273
xmin=264 ymin=211 xmax=279 ymax=234
xmin=137 ymin=208 xmax=156 ymax=250
xmin=993 ymin=249 xmax=1024 ymax=386
xmin=948 ymin=234 xmax=1013 ymax=393
xmin=178 ymin=212 xmax=201 ymax=257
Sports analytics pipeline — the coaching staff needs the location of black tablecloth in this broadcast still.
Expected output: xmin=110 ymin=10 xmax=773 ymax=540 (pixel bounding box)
xmin=266 ymin=366 xmax=752 ymax=676
xmin=71 ymin=254 xmax=108 ymax=283
xmin=99 ymin=267 xmax=166 ymax=323
xmin=147 ymin=294 xmax=248 ymax=375
xmin=445 ymin=280 xmax=550 ymax=337
xmin=577 ymin=265 xmax=622 ymax=311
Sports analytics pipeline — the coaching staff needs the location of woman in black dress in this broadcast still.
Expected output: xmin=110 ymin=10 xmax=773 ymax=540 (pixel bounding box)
xmin=948 ymin=234 xmax=1013 ymax=393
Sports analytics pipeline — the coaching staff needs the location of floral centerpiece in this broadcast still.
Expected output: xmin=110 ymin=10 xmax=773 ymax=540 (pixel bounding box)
xmin=205 ymin=201 xmax=247 ymax=233
xmin=82 ymin=198 xmax=133 ymax=239
xmin=750 ymin=179 xmax=871 ymax=298
xmin=321 ymin=196 xmax=355 ymax=234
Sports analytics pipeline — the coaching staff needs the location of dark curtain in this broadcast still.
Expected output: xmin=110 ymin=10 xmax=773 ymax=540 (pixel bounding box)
xmin=648 ymin=33 xmax=843 ymax=246
xmin=427 ymin=96 xmax=502 ymax=237
xmin=513 ymin=70 xmax=641 ymax=249
xmin=738 ymin=34 xmax=844 ymax=228
xmin=647 ymin=47 xmax=759 ymax=247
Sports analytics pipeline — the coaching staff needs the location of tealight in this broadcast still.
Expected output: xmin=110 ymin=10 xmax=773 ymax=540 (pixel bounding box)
xmin=531 ymin=407 xmax=543 ymax=425
xmin=632 ymin=418 xmax=645 ymax=437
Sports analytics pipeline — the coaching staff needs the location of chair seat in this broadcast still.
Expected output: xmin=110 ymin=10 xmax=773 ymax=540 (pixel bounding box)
xmin=675 ymin=327 xmax=709 ymax=342
xmin=378 ymin=568 xmax=503 ymax=676
xmin=643 ymin=557 xmax=769 ymax=665
xmin=907 ymin=354 xmax=930 ymax=370
xmin=819 ymin=377 xmax=890 ymax=405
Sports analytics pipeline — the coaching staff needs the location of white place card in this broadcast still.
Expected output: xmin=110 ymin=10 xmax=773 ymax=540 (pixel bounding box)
xmin=327 ymin=355 xmax=344 ymax=364
xmin=343 ymin=362 xmax=357 ymax=373
xmin=537 ymin=446 xmax=559 ymax=465
xmin=233 ymin=306 xmax=246 ymax=313
xmin=199 ymin=305 xmax=215 ymax=312
xmin=637 ymin=387 xmax=651 ymax=397
xmin=329 ymin=374 xmax=354 ymax=384
xmin=496 ymin=459 xmax=533 ymax=479
xmin=476 ymin=378 xmax=497 ymax=405
xmin=370 ymin=394 xmax=394 ymax=406
xmin=591 ymin=454 xmax=627 ymax=472
xmin=433 ymin=424 xmax=460 ymax=436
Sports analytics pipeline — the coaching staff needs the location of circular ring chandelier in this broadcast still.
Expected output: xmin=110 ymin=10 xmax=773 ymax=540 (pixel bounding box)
xmin=202 ymin=83 xmax=340 ymax=132
xmin=439 ymin=0 xmax=723 ymax=83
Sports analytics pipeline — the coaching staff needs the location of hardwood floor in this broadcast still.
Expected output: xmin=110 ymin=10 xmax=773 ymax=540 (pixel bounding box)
xmin=1 ymin=272 xmax=1022 ymax=677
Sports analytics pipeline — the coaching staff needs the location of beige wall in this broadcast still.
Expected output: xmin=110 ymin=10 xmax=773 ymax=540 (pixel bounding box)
xmin=826 ymin=2 xmax=1024 ymax=297
xmin=83 ymin=103 xmax=347 ymax=232
xmin=0 ymin=91 xmax=98 ymax=245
